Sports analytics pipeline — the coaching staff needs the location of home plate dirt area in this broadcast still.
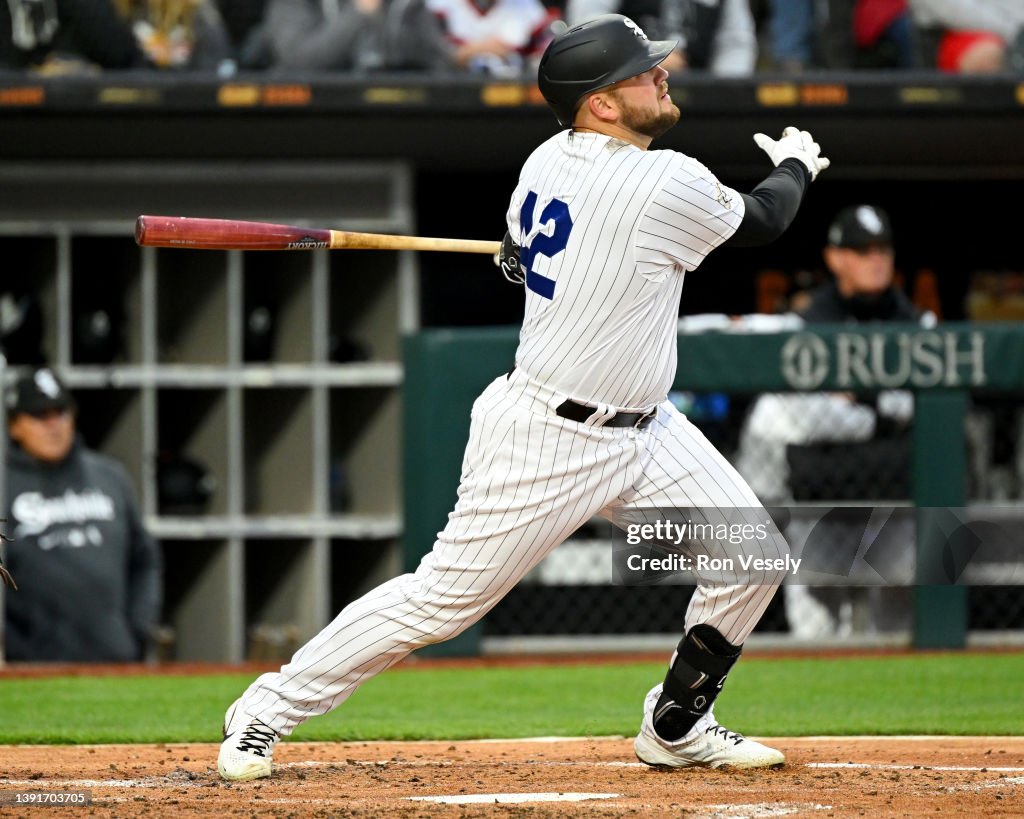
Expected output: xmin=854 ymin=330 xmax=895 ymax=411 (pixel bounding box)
xmin=2 ymin=737 xmax=1023 ymax=817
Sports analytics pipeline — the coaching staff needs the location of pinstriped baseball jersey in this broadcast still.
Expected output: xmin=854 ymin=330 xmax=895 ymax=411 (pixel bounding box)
xmin=508 ymin=130 xmax=745 ymax=409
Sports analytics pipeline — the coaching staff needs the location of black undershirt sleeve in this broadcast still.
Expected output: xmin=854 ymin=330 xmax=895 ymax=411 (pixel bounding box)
xmin=724 ymin=158 xmax=812 ymax=248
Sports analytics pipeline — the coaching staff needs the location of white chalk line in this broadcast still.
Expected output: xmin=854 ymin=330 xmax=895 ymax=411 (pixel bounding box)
xmin=408 ymin=792 xmax=619 ymax=804
xmin=693 ymin=804 xmax=833 ymax=819
xmin=946 ymin=776 xmax=1024 ymax=793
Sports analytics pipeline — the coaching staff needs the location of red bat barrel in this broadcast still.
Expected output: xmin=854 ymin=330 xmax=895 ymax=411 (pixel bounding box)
xmin=135 ymin=216 xmax=334 ymax=251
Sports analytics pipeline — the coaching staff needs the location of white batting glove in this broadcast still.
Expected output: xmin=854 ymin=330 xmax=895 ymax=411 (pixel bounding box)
xmin=753 ymin=126 xmax=831 ymax=181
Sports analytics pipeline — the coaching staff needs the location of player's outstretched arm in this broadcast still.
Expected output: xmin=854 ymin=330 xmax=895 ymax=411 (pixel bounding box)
xmin=726 ymin=125 xmax=829 ymax=247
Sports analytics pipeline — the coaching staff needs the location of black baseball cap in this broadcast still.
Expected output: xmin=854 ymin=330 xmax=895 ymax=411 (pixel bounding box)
xmin=5 ymin=367 xmax=75 ymax=416
xmin=827 ymin=205 xmax=894 ymax=249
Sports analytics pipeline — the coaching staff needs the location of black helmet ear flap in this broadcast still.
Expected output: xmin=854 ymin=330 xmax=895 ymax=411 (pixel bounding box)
xmin=538 ymin=14 xmax=677 ymax=127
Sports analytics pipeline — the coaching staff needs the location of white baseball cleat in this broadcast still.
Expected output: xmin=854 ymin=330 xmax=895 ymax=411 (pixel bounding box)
xmin=217 ymin=700 xmax=279 ymax=781
xmin=633 ymin=684 xmax=785 ymax=770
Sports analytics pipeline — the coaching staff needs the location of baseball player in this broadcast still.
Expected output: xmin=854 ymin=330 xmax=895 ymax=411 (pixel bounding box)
xmin=218 ymin=13 xmax=828 ymax=781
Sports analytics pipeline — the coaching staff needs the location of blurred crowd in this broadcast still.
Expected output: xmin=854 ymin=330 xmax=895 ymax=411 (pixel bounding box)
xmin=1 ymin=0 xmax=1023 ymax=78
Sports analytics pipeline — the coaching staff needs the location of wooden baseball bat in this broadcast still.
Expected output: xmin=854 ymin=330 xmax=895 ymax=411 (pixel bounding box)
xmin=135 ymin=215 xmax=501 ymax=255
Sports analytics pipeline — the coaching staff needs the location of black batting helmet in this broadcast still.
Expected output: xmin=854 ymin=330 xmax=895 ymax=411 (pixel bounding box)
xmin=538 ymin=14 xmax=677 ymax=127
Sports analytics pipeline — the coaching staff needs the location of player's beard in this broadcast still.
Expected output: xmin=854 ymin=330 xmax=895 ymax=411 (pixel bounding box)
xmin=610 ymin=88 xmax=680 ymax=140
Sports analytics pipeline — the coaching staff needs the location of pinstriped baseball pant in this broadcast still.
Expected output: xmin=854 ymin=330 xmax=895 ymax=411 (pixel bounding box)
xmin=240 ymin=369 xmax=788 ymax=735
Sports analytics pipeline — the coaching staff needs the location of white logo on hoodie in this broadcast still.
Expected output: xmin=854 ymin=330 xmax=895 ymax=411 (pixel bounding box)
xmin=12 ymin=490 xmax=116 ymax=538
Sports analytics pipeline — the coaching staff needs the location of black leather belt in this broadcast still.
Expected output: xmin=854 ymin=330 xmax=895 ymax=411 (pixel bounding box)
xmin=507 ymin=368 xmax=656 ymax=430
xmin=555 ymin=399 xmax=657 ymax=430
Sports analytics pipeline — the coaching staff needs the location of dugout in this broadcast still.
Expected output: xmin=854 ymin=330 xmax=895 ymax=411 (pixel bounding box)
xmin=1 ymin=71 xmax=1022 ymax=662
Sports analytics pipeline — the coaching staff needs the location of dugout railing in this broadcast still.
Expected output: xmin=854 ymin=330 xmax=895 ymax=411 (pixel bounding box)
xmin=403 ymin=322 xmax=1024 ymax=656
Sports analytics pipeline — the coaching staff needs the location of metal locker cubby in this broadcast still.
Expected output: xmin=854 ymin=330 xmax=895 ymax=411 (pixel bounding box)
xmin=0 ymin=160 xmax=417 ymax=663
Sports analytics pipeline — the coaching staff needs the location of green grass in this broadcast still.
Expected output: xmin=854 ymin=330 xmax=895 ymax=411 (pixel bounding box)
xmin=2 ymin=652 xmax=1022 ymax=744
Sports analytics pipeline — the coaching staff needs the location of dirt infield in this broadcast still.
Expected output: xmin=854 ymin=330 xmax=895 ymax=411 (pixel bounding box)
xmin=2 ymin=736 xmax=1022 ymax=817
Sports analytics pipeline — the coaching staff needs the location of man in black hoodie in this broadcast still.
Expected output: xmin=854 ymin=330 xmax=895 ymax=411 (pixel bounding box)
xmin=3 ymin=367 xmax=161 ymax=662
xmin=798 ymin=204 xmax=921 ymax=324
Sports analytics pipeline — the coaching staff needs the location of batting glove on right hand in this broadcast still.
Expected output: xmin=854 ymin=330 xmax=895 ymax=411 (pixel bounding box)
xmin=494 ymin=230 xmax=525 ymax=285
xmin=753 ymin=126 xmax=831 ymax=181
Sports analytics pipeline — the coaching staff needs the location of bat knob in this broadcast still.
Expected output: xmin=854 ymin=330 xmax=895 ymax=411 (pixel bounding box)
xmin=135 ymin=216 xmax=148 ymax=247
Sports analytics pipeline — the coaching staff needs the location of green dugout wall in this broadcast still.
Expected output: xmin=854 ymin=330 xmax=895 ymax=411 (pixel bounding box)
xmin=403 ymin=323 xmax=1023 ymax=655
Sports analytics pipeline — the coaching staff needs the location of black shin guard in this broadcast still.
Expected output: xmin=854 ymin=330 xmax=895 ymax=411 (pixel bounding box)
xmin=652 ymin=625 xmax=742 ymax=741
